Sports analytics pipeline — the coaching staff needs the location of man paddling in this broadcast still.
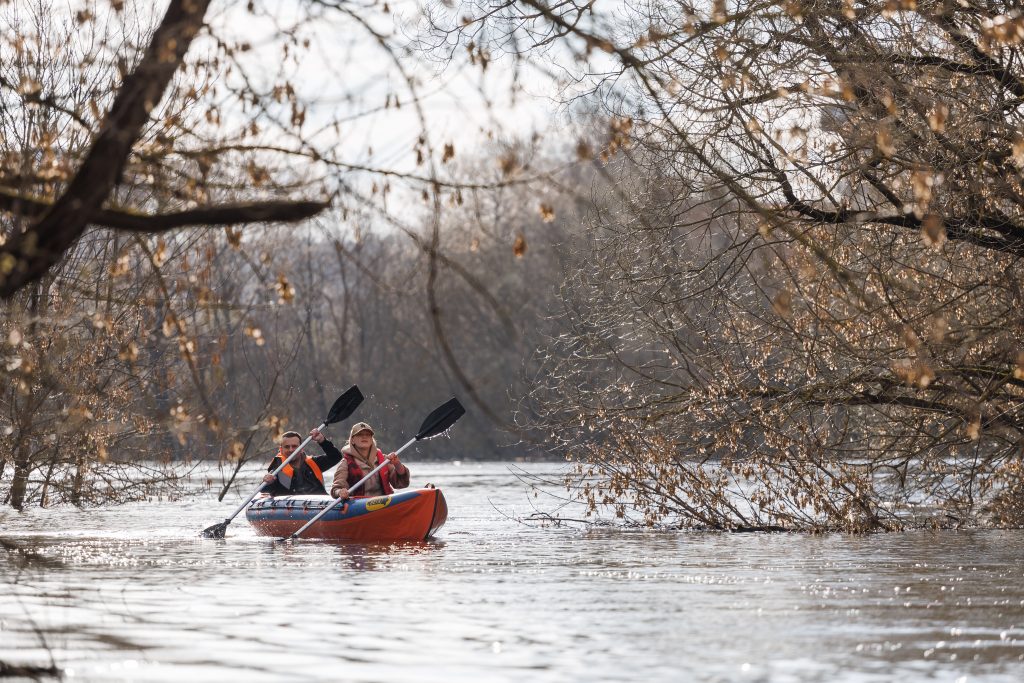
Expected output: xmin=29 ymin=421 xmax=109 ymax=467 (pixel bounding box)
xmin=262 ymin=429 xmax=342 ymax=496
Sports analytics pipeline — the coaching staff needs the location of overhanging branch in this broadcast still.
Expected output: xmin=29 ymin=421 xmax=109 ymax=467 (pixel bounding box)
xmin=0 ymin=187 xmax=328 ymax=231
xmin=0 ymin=0 xmax=213 ymax=299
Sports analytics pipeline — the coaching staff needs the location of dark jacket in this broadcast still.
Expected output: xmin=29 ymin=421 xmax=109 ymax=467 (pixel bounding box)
xmin=264 ymin=439 xmax=343 ymax=496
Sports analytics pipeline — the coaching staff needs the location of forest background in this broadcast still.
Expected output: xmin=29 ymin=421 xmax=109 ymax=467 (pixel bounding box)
xmin=3 ymin=0 xmax=1024 ymax=532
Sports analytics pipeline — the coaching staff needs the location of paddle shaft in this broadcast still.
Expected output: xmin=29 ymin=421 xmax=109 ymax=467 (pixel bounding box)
xmin=223 ymin=422 xmax=328 ymax=523
xmin=288 ymin=436 xmax=416 ymax=539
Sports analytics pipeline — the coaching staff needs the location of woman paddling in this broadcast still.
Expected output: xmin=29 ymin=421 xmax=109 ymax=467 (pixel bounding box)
xmin=330 ymin=422 xmax=410 ymax=499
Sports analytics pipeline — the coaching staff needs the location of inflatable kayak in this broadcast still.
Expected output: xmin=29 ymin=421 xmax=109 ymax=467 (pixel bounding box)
xmin=245 ymin=487 xmax=447 ymax=541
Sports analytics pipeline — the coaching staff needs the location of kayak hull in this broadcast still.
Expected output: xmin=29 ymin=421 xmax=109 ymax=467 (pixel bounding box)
xmin=245 ymin=487 xmax=448 ymax=541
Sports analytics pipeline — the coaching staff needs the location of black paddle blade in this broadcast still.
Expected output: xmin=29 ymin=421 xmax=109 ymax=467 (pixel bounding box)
xmin=326 ymin=385 xmax=363 ymax=425
xmin=415 ymin=397 xmax=466 ymax=441
xmin=201 ymin=520 xmax=229 ymax=539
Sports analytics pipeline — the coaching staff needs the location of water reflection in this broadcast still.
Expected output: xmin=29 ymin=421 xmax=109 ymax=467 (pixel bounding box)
xmin=257 ymin=537 xmax=447 ymax=571
xmin=2 ymin=463 xmax=1023 ymax=682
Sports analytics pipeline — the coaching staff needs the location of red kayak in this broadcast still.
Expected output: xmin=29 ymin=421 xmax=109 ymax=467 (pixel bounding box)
xmin=245 ymin=487 xmax=447 ymax=541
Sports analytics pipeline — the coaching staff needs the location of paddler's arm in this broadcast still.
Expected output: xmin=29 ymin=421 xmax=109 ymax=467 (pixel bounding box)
xmin=329 ymin=454 xmax=350 ymax=501
xmin=309 ymin=428 xmax=344 ymax=471
xmin=386 ymin=452 xmax=410 ymax=489
xmin=329 ymin=465 xmax=349 ymax=499
xmin=262 ymin=455 xmax=285 ymax=492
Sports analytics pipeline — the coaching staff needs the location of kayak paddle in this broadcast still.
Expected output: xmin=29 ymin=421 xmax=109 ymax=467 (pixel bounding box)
xmin=282 ymin=397 xmax=465 ymax=541
xmin=201 ymin=385 xmax=364 ymax=539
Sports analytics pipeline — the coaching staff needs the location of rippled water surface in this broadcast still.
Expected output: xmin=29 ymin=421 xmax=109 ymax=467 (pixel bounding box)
xmin=2 ymin=462 xmax=1023 ymax=682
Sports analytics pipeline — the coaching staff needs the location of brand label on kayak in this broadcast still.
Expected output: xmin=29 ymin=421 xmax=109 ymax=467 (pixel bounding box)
xmin=365 ymin=496 xmax=392 ymax=511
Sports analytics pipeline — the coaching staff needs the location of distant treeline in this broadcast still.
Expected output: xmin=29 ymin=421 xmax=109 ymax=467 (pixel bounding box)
xmin=0 ymin=127 xmax=606 ymax=507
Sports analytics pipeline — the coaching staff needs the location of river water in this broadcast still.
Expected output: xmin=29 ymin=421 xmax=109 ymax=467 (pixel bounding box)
xmin=1 ymin=462 xmax=1023 ymax=682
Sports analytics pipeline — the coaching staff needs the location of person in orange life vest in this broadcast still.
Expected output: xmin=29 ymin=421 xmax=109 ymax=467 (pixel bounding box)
xmin=330 ymin=422 xmax=410 ymax=499
xmin=262 ymin=428 xmax=343 ymax=496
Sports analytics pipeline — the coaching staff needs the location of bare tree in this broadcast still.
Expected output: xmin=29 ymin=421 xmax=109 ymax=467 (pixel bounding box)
xmin=432 ymin=1 xmax=1024 ymax=529
xmin=0 ymin=0 xmax=328 ymax=299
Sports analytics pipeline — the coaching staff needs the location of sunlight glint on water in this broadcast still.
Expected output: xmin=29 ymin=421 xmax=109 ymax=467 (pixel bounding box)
xmin=2 ymin=462 xmax=1023 ymax=682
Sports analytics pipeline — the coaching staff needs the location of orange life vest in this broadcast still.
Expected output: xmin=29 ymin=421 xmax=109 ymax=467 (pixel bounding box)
xmin=274 ymin=450 xmax=324 ymax=489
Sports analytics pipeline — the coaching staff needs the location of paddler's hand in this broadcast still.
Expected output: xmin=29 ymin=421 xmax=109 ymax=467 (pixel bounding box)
xmin=263 ymin=474 xmax=275 ymax=483
xmin=386 ymin=452 xmax=407 ymax=475
xmin=334 ymin=487 xmax=349 ymax=499
xmin=310 ymin=428 xmax=325 ymax=443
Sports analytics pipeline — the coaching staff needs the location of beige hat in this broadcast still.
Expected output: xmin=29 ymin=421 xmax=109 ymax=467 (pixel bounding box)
xmin=349 ymin=422 xmax=375 ymax=439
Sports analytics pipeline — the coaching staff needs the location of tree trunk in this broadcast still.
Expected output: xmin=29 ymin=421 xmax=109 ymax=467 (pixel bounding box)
xmin=9 ymin=437 xmax=32 ymax=511
xmin=39 ymin=458 xmax=57 ymax=507
xmin=70 ymin=453 xmax=86 ymax=507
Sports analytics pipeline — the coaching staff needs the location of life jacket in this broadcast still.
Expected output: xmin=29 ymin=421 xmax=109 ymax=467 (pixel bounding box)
xmin=273 ymin=450 xmax=323 ymax=489
xmin=343 ymin=448 xmax=393 ymax=495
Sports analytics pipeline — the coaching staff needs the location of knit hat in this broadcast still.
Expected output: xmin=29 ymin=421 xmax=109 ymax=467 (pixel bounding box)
xmin=349 ymin=422 xmax=375 ymax=439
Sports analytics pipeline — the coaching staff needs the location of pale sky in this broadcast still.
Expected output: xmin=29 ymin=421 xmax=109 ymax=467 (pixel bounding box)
xmin=208 ymin=0 xmax=566 ymax=185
